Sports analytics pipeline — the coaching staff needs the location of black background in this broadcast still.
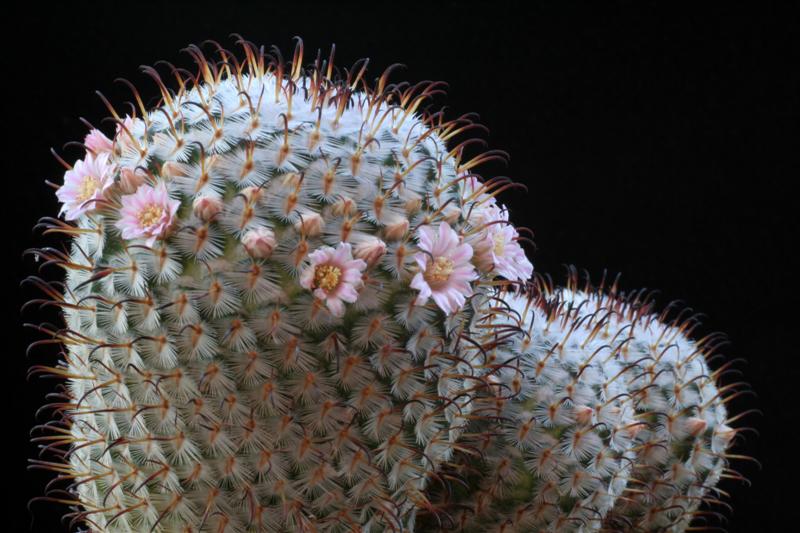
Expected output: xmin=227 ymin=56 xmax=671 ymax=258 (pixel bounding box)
xmin=7 ymin=3 xmax=797 ymax=531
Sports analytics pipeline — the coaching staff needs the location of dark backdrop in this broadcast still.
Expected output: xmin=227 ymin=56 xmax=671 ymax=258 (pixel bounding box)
xmin=7 ymin=3 xmax=796 ymax=531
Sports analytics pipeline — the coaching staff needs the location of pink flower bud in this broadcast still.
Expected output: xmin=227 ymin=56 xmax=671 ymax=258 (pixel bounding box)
xmin=331 ymin=197 xmax=357 ymax=216
xmin=403 ymin=191 xmax=422 ymax=214
xmin=117 ymin=167 xmax=147 ymax=194
xmin=441 ymin=203 xmax=462 ymax=224
xmin=193 ymin=195 xmax=223 ymax=222
xmin=714 ymin=424 xmax=736 ymax=447
xmin=160 ymin=161 xmax=186 ymax=179
xmin=384 ymin=218 xmax=409 ymax=241
xmin=241 ymin=186 xmax=264 ymax=204
xmin=115 ymin=116 xmax=144 ymax=149
xmin=294 ymin=212 xmax=324 ymax=236
xmin=686 ymin=417 xmax=708 ymax=437
xmin=626 ymin=422 xmax=647 ymax=438
xmin=242 ymin=227 xmax=277 ymax=259
xmin=280 ymin=172 xmax=302 ymax=188
xmin=354 ymin=237 xmax=387 ymax=266
xmin=573 ymin=405 xmax=594 ymax=426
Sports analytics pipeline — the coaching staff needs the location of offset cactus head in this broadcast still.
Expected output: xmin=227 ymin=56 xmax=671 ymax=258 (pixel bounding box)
xmin=24 ymin=36 xmax=746 ymax=532
xmin=419 ymin=274 xmax=739 ymax=531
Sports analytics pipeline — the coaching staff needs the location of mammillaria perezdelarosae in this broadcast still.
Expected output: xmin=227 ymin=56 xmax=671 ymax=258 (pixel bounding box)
xmin=24 ymin=37 xmax=745 ymax=532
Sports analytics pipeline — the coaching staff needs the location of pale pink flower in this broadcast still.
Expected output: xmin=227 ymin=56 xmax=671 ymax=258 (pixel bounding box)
xmin=83 ymin=129 xmax=113 ymax=154
xmin=115 ymin=182 xmax=180 ymax=247
xmin=410 ymin=222 xmax=478 ymax=314
xmin=299 ymin=242 xmax=367 ymax=317
xmin=56 ymin=152 xmax=116 ymax=220
xmin=472 ymin=205 xmax=533 ymax=282
xmin=242 ymin=227 xmax=277 ymax=258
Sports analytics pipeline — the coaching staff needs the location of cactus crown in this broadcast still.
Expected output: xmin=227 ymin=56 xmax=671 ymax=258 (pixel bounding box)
xmin=25 ymin=37 xmax=742 ymax=533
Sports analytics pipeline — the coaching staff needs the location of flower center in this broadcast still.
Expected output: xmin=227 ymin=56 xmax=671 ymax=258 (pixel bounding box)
xmin=138 ymin=203 xmax=164 ymax=229
xmin=425 ymin=256 xmax=455 ymax=284
xmin=76 ymin=175 xmax=100 ymax=203
xmin=492 ymin=232 xmax=506 ymax=256
xmin=314 ymin=264 xmax=342 ymax=291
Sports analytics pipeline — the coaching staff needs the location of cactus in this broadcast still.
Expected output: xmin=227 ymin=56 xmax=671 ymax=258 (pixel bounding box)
xmin=24 ymin=37 xmax=743 ymax=532
xmin=416 ymin=276 xmax=737 ymax=532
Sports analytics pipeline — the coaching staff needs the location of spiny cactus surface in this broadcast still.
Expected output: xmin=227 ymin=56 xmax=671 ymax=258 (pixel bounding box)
xmin=24 ymin=38 xmax=744 ymax=533
xmin=417 ymin=276 xmax=736 ymax=532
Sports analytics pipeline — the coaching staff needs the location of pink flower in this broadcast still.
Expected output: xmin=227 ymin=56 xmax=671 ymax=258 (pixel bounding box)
xmin=56 ymin=152 xmax=116 ymax=220
xmin=83 ymin=129 xmax=113 ymax=154
xmin=473 ymin=205 xmax=533 ymax=282
xmin=299 ymin=242 xmax=367 ymax=317
xmin=410 ymin=222 xmax=478 ymax=314
xmin=115 ymin=182 xmax=180 ymax=247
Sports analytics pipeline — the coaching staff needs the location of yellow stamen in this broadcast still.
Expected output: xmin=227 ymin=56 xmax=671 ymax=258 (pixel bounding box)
xmin=76 ymin=175 xmax=101 ymax=203
xmin=314 ymin=264 xmax=342 ymax=291
xmin=138 ymin=203 xmax=164 ymax=229
xmin=493 ymin=232 xmax=506 ymax=256
xmin=424 ymin=256 xmax=454 ymax=284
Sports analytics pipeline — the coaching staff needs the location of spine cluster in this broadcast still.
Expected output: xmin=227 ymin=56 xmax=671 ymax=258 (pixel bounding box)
xmin=24 ymin=38 xmax=744 ymax=533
